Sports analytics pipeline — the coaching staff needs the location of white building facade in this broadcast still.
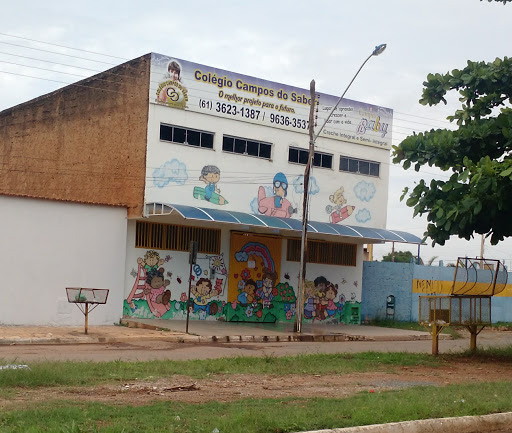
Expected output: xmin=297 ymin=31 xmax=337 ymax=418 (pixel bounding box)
xmin=122 ymin=53 xmax=414 ymax=325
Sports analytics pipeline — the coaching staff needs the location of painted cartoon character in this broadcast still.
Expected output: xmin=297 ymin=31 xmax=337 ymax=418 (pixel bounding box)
xmin=303 ymin=280 xmax=317 ymax=319
xmin=238 ymin=279 xmax=258 ymax=305
xmin=325 ymin=283 xmax=338 ymax=317
xmin=193 ymin=165 xmax=228 ymax=205
xmin=314 ymin=276 xmax=329 ymax=321
xmin=144 ymin=268 xmax=171 ymax=306
xmin=326 ymin=187 xmax=355 ymax=224
xmin=190 ymin=278 xmax=220 ymax=318
xmin=258 ymin=172 xmax=297 ymax=218
xmin=257 ymin=268 xmax=278 ymax=309
xmin=137 ymin=250 xmax=164 ymax=273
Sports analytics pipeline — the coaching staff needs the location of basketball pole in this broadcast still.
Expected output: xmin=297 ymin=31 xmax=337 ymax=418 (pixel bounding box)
xmin=85 ymin=303 xmax=89 ymax=335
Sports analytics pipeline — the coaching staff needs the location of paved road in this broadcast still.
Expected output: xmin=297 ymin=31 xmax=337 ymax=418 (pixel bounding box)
xmin=1 ymin=330 xmax=511 ymax=362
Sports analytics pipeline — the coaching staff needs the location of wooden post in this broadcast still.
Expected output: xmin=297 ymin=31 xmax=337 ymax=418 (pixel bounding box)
xmin=469 ymin=325 xmax=477 ymax=352
xmin=84 ymin=303 xmax=89 ymax=335
xmin=431 ymin=324 xmax=439 ymax=355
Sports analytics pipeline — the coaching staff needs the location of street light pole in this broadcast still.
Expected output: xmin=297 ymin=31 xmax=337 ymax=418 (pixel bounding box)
xmin=293 ymin=44 xmax=387 ymax=334
xmin=294 ymin=79 xmax=316 ymax=333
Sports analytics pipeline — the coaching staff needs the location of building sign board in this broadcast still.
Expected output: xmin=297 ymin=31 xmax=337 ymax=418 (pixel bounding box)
xmin=150 ymin=53 xmax=393 ymax=149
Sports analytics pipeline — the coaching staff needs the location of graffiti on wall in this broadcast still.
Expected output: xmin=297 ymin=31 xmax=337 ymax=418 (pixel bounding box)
xmin=193 ymin=165 xmax=228 ymax=205
xmin=255 ymin=172 xmax=297 ymax=218
xmin=124 ymin=247 xmax=361 ymax=324
xmin=325 ymin=186 xmax=355 ymax=224
xmin=226 ymin=232 xmax=361 ymax=324
xmin=124 ymin=250 xmax=228 ymax=321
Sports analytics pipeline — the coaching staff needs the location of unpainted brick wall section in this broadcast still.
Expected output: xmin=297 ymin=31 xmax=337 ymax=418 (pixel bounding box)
xmin=0 ymin=54 xmax=151 ymax=217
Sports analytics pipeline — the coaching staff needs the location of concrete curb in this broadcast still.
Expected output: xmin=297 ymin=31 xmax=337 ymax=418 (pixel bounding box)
xmin=119 ymin=319 xmax=436 ymax=344
xmin=0 ymin=320 xmax=445 ymax=346
xmin=298 ymin=411 xmax=512 ymax=433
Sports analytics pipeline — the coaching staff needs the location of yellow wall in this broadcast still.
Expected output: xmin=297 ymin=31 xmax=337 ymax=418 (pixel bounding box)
xmin=413 ymin=279 xmax=512 ymax=297
xmin=228 ymin=232 xmax=282 ymax=303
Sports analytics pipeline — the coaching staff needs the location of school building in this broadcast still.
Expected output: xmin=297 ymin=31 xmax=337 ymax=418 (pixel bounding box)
xmin=0 ymin=53 xmax=421 ymax=326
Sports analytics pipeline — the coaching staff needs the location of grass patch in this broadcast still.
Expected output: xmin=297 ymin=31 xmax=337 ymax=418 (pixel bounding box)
xmin=0 ymin=352 xmax=440 ymax=388
xmin=450 ymin=345 xmax=512 ymax=362
xmin=489 ymin=322 xmax=512 ymax=331
xmin=368 ymin=319 xmax=463 ymax=339
xmin=1 ymin=382 xmax=511 ymax=432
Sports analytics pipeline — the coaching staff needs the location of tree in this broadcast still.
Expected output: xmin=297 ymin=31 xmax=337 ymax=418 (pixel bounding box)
xmin=393 ymin=56 xmax=512 ymax=246
xmin=382 ymin=250 xmax=415 ymax=263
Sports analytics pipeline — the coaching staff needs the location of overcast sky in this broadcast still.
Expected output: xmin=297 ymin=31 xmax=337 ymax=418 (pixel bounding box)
xmin=2 ymin=0 xmax=512 ymax=266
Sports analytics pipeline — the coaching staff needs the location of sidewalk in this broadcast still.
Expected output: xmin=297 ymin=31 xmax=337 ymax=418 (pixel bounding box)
xmin=0 ymin=318 xmax=440 ymax=345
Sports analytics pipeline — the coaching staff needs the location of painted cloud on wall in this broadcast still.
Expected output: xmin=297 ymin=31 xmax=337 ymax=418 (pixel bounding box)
xmin=153 ymin=159 xmax=188 ymax=187
xmin=355 ymin=208 xmax=371 ymax=223
xmin=292 ymin=175 xmax=320 ymax=195
xmin=353 ymin=181 xmax=376 ymax=202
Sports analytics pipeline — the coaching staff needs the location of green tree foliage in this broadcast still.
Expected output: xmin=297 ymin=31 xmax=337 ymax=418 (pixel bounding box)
xmin=382 ymin=250 xmax=415 ymax=263
xmin=393 ymin=56 xmax=512 ymax=246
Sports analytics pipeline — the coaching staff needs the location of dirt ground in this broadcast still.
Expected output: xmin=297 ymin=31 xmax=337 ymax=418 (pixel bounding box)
xmin=2 ymin=357 xmax=511 ymax=410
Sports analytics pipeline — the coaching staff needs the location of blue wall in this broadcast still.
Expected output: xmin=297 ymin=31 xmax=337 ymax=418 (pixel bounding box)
xmin=361 ymin=262 xmax=414 ymax=322
xmin=362 ymin=261 xmax=512 ymax=323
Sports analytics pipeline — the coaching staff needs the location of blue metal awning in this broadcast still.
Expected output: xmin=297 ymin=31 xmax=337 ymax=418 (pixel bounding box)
xmin=145 ymin=202 xmax=423 ymax=244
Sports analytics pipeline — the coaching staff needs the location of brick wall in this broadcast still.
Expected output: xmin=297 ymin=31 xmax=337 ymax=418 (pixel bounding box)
xmin=0 ymin=54 xmax=151 ymax=217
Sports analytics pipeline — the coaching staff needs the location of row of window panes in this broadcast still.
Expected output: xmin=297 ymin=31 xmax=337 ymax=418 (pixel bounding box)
xmin=288 ymin=147 xmax=333 ymax=169
xmin=160 ymin=124 xmax=272 ymax=160
xmin=160 ymin=124 xmax=214 ymax=149
xmin=222 ymin=136 xmax=272 ymax=159
xmin=160 ymin=124 xmax=379 ymax=176
xmin=340 ymin=157 xmax=380 ymax=177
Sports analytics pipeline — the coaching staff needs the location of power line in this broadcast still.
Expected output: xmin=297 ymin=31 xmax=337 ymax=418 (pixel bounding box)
xmin=0 ymin=32 xmax=129 ymax=60
xmin=0 ymin=40 xmax=119 ymax=66
xmin=0 ymin=35 xmax=460 ymax=131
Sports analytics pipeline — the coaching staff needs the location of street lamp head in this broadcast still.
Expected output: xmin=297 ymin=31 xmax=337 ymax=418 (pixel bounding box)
xmin=372 ymin=44 xmax=387 ymax=56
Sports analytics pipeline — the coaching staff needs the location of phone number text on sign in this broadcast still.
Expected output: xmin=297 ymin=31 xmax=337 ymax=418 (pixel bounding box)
xmin=198 ymin=100 xmax=309 ymax=130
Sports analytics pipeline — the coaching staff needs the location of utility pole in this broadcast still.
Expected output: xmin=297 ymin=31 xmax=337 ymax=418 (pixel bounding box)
xmin=292 ymin=44 xmax=387 ymax=333
xmin=294 ymin=79 xmax=316 ymax=333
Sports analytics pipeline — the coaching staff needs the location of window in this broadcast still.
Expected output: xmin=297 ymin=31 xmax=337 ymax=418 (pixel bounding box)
xmin=160 ymin=124 xmax=214 ymax=149
xmin=339 ymin=156 xmax=380 ymax=177
xmin=288 ymin=146 xmax=333 ymax=169
xmin=136 ymin=221 xmax=220 ymax=254
xmin=222 ymin=135 xmax=272 ymax=160
xmin=287 ymin=238 xmax=356 ymax=266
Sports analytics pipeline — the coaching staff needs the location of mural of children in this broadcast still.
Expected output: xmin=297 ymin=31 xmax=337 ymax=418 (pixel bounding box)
xmin=257 ymin=268 xmax=278 ymax=309
xmin=314 ymin=276 xmax=329 ymax=321
xmin=193 ymin=165 xmax=227 ymax=205
xmin=137 ymin=250 xmax=164 ymax=273
xmin=237 ymin=279 xmax=258 ymax=305
xmin=326 ymin=187 xmax=355 ymax=224
xmin=303 ymin=280 xmax=317 ymax=319
xmin=325 ymin=283 xmax=338 ymax=317
xmin=257 ymin=172 xmax=297 ymax=218
xmin=191 ymin=278 xmax=220 ymax=318
xmin=144 ymin=268 xmax=171 ymax=306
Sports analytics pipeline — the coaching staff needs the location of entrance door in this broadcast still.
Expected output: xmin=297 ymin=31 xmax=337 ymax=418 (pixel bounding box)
xmin=227 ymin=232 xmax=282 ymax=322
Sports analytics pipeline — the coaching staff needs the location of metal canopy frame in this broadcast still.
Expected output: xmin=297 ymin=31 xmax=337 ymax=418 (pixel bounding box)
xmin=145 ymin=202 xmax=423 ymax=245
